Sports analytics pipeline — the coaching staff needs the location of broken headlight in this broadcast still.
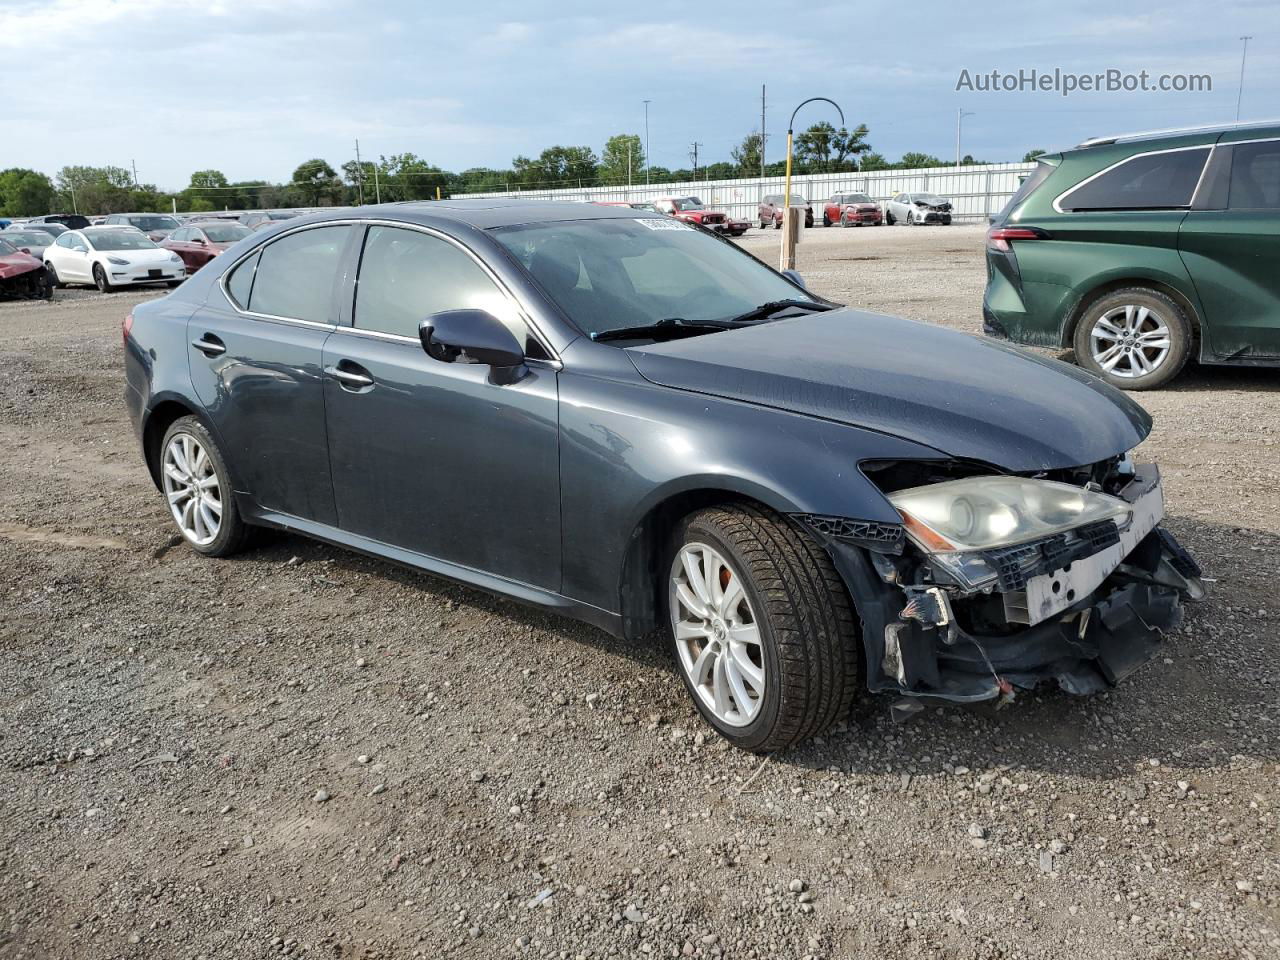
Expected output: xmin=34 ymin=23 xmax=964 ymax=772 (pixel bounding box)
xmin=888 ymin=477 xmax=1133 ymax=590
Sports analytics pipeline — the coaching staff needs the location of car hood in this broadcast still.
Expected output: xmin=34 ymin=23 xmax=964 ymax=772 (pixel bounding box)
xmin=626 ymin=309 xmax=1152 ymax=472
xmin=0 ymin=252 xmax=44 ymax=278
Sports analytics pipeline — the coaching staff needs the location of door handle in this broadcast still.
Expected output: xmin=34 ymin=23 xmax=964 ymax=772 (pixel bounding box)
xmin=324 ymin=364 xmax=374 ymax=389
xmin=191 ymin=335 xmax=226 ymax=356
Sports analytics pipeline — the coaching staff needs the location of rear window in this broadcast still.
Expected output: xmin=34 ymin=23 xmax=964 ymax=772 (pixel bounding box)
xmin=1059 ymin=147 xmax=1209 ymax=211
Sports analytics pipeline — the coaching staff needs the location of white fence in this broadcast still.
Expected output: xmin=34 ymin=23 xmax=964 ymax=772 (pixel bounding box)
xmin=459 ymin=162 xmax=1037 ymax=224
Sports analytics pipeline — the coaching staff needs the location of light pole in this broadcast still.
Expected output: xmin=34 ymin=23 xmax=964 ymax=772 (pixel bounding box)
xmin=643 ymin=99 xmax=651 ymax=186
xmin=1236 ymin=36 xmax=1253 ymax=122
xmin=783 ymin=97 xmax=844 ymax=226
xmin=956 ymin=108 xmax=976 ymax=166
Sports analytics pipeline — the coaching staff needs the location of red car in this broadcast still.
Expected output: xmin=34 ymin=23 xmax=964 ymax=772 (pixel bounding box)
xmin=161 ymin=221 xmax=253 ymax=273
xmin=823 ymin=192 xmax=883 ymax=227
xmin=652 ymin=197 xmax=748 ymax=236
xmin=0 ymin=236 xmax=51 ymax=300
xmin=758 ymin=194 xmax=814 ymax=229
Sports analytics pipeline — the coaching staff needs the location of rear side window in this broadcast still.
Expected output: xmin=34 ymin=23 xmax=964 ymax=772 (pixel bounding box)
xmin=1228 ymin=141 xmax=1280 ymax=209
xmin=353 ymin=225 xmax=536 ymax=352
xmin=995 ymin=161 xmax=1055 ymax=221
xmin=248 ymin=225 xmax=351 ymax=323
xmin=225 ymin=251 xmax=258 ymax=308
xmin=1059 ymin=148 xmax=1209 ymax=211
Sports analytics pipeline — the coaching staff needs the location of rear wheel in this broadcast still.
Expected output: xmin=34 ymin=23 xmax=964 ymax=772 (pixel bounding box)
xmin=822 ymin=212 xmax=831 ymax=227
xmin=92 ymin=263 xmax=112 ymax=293
xmin=667 ymin=504 xmax=861 ymax=753
xmin=159 ymin=416 xmax=252 ymax=557
xmin=1072 ymin=287 xmax=1192 ymax=390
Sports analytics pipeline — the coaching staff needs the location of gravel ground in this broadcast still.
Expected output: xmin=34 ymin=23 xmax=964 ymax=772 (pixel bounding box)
xmin=1 ymin=226 xmax=1276 ymax=960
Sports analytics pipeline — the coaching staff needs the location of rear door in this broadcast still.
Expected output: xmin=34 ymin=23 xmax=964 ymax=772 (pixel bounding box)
xmin=185 ymin=222 xmax=356 ymax=525
xmin=320 ymin=223 xmax=561 ymax=590
xmin=1178 ymin=135 xmax=1280 ymax=359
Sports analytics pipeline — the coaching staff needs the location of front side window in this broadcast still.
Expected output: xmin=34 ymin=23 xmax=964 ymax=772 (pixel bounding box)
xmin=1059 ymin=147 xmax=1210 ymax=211
xmin=248 ymin=225 xmax=351 ymax=323
xmin=493 ymin=217 xmax=816 ymax=338
xmin=56 ymin=233 xmax=75 ymax=248
xmin=0 ymin=239 xmax=15 ymax=255
xmin=169 ymin=228 xmax=190 ymax=242
xmin=353 ymin=225 xmax=533 ymax=350
xmin=1228 ymin=140 xmax=1280 ymax=209
xmin=203 ymin=223 xmax=251 ymax=243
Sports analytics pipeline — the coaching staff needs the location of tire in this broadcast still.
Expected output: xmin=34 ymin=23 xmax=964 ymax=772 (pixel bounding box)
xmin=773 ymin=219 xmax=781 ymax=230
xmin=840 ymin=212 xmax=851 ymax=228
xmin=159 ymin=416 xmax=253 ymax=557
xmin=666 ymin=504 xmax=862 ymax=753
xmin=1072 ymin=287 xmax=1192 ymax=391
xmin=885 ymin=209 xmax=895 ymax=225
xmin=906 ymin=211 xmax=915 ymax=226
xmin=760 ymin=219 xmax=769 ymax=230
xmin=93 ymin=263 xmax=112 ymax=293
xmin=46 ymin=263 xmax=63 ymax=288
xmin=822 ymin=213 xmax=831 ymax=227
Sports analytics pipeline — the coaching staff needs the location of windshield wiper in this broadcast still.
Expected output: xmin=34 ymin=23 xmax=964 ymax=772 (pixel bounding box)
xmin=592 ymin=318 xmax=728 ymax=342
xmin=723 ymin=299 xmax=834 ymax=324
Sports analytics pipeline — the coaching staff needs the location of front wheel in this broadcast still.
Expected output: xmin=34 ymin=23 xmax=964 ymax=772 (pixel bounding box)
xmin=885 ymin=209 xmax=895 ymax=225
xmin=45 ymin=263 xmax=64 ymax=289
xmin=93 ymin=263 xmax=112 ymax=293
xmin=906 ymin=211 xmax=915 ymax=226
xmin=667 ymin=505 xmax=862 ymax=753
xmin=160 ymin=416 xmax=252 ymax=556
xmin=1072 ymin=288 xmax=1192 ymax=390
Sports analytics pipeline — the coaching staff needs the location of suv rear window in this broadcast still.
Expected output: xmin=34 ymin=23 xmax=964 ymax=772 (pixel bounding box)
xmin=995 ymin=161 xmax=1055 ymax=221
xmin=1059 ymin=147 xmax=1209 ymax=211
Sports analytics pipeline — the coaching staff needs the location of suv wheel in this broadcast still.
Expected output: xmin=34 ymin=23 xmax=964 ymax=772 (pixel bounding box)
xmin=160 ymin=416 xmax=252 ymax=557
xmin=667 ymin=505 xmax=861 ymax=752
xmin=1073 ymin=288 xmax=1192 ymax=390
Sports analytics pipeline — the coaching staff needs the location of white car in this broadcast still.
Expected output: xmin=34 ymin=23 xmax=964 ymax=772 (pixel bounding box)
xmin=885 ymin=192 xmax=954 ymax=226
xmin=43 ymin=226 xmax=185 ymax=292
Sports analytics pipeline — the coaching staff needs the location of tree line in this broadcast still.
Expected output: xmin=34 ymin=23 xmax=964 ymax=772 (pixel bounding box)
xmin=0 ymin=124 xmax=1042 ymax=217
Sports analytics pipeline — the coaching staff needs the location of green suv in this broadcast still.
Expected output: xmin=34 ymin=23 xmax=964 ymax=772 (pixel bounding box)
xmin=983 ymin=121 xmax=1280 ymax=389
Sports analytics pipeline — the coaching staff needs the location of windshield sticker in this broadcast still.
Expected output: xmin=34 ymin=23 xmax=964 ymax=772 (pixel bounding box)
xmin=635 ymin=218 xmax=693 ymax=231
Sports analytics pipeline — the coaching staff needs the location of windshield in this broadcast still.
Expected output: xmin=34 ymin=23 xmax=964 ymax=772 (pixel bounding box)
xmin=0 ymin=239 xmax=16 ymax=255
xmin=87 ymin=231 xmax=159 ymax=251
xmin=3 ymin=232 xmax=47 ymax=246
xmin=493 ymin=217 xmax=817 ymax=338
xmin=128 ymin=215 xmax=180 ymax=231
xmin=202 ymin=223 xmax=251 ymax=243
xmin=671 ymin=198 xmax=704 ymax=211
xmin=29 ymin=222 xmax=66 ymax=236
xmin=915 ymin=194 xmax=944 ymax=203
xmin=846 ymin=193 xmax=872 ymax=203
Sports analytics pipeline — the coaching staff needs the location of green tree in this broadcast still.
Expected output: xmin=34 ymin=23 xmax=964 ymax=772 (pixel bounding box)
xmin=55 ymin=165 xmax=134 ymax=214
xmin=512 ymin=146 xmax=598 ymax=189
xmin=897 ymin=152 xmax=943 ymax=169
xmin=341 ymin=160 xmax=379 ymax=204
xmin=449 ymin=167 xmax=512 ymax=195
xmin=794 ymin=121 xmax=838 ymax=172
xmin=833 ymin=124 xmax=872 ymax=170
xmin=599 ymin=134 xmax=644 ymax=186
xmin=731 ymin=132 xmax=763 ymax=175
xmin=379 ymin=153 xmax=449 ymax=201
xmin=1023 ymin=149 xmax=1047 ymax=162
xmin=0 ymin=168 xmax=56 ymax=216
xmin=859 ymin=152 xmax=890 ymax=171
xmin=703 ymin=161 xmax=737 ymax=181
xmin=290 ymin=158 xmax=342 ymax=206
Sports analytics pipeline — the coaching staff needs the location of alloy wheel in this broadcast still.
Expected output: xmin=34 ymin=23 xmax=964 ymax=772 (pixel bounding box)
xmin=669 ymin=542 xmax=765 ymax=727
xmin=1089 ymin=304 xmax=1172 ymax=379
xmin=162 ymin=432 xmax=222 ymax=545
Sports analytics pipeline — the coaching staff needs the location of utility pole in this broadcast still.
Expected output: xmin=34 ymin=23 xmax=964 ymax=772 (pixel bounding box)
xmin=131 ymin=159 xmax=138 ymax=187
xmin=643 ymin=100 xmax=651 ymax=186
xmin=761 ymin=84 xmax=767 ymax=177
xmin=627 ymin=141 xmax=632 ymax=188
xmin=354 ymin=139 xmax=365 ymax=205
xmin=372 ymin=159 xmax=381 ymax=204
xmin=955 ymin=108 xmax=976 ymax=166
xmin=690 ymin=142 xmax=702 ymax=181
xmin=1236 ymin=36 xmax=1253 ymax=121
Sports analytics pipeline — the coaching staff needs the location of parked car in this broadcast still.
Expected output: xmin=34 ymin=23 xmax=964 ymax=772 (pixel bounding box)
xmin=162 ymin=221 xmax=252 ymax=272
xmin=26 ymin=213 xmax=91 ymax=230
xmin=822 ymin=192 xmax=883 ymax=227
xmin=984 ymin=120 xmax=1280 ymax=390
xmin=44 ymin=226 xmax=184 ymax=292
xmin=885 ymin=193 xmax=953 ymax=225
xmin=0 ymin=237 xmax=51 ymax=299
xmin=102 ymin=213 xmax=182 ymax=241
xmin=19 ymin=221 xmax=68 ymax=238
xmin=123 ymin=199 xmax=1202 ymax=751
xmin=651 ymin=197 xmax=748 ymax=236
xmin=239 ymin=210 xmax=299 ymax=229
xmin=758 ymin=194 xmax=813 ymax=229
xmin=0 ymin=228 xmax=56 ymax=260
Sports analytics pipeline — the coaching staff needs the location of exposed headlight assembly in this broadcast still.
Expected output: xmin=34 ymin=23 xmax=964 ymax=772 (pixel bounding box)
xmin=888 ymin=477 xmax=1133 ymax=589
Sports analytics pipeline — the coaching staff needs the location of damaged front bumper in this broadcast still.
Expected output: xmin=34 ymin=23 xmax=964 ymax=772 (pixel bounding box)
xmin=803 ymin=464 xmax=1205 ymax=706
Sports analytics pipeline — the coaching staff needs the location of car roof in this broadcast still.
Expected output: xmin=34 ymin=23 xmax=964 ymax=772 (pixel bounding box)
xmin=281 ymin=199 xmax=669 ymax=230
xmin=1076 ymin=118 xmax=1280 ymax=148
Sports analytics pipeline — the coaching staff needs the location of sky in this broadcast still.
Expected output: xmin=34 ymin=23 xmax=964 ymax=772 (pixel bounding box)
xmin=2 ymin=0 xmax=1277 ymax=190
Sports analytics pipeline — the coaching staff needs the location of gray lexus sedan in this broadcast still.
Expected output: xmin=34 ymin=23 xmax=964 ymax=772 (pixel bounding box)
xmin=123 ymin=199 xmax=1203 ymax=752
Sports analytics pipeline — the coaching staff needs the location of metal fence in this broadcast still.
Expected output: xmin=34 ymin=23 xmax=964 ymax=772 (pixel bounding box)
xmin=458 ymin=162 xmax=1038 ymax=224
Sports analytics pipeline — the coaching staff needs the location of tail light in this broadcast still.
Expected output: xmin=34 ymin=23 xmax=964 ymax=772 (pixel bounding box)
xmin=122 ymin=312 xmax=133 ymax=346
xmin=987 ymin=226 xmax=1051 ymax=252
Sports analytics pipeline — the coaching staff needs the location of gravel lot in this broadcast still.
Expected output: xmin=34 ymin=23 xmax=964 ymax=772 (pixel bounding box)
xmin=1 ymin=224 xmax=1276 ymax=960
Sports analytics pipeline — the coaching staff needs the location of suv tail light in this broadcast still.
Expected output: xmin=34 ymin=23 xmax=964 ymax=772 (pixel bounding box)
xmin=122 ymin=312 xmax=133 ymax=345
xmin=986 ymin=226 xmax=1051 ymax=252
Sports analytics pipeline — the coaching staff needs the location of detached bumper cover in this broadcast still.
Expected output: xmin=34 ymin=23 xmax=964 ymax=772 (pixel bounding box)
xmin=803 ymin=464 xmax=1205 ymax=704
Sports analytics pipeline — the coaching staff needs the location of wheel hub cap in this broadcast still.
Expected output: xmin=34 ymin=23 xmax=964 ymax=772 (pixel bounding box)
xmin=669 ymin=542 xmax=764 ymax=728
xmin=1089 ymin=303 xmax=1171 ymax=379
xmin=161 ymin=432 xmax=222 ymax=546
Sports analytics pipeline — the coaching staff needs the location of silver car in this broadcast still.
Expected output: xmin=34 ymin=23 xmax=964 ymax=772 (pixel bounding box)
xmin=885 ymin=192 xmax=954 ymax=226
xmin=0 ymin=228 xmax=56 ymax=260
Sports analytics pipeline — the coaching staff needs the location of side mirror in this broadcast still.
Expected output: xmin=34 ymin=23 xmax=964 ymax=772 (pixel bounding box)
xmin=781 ymin=269 xmax=806 ymax=289
xmin=419 ymin=309 xmax=527 ymax=383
